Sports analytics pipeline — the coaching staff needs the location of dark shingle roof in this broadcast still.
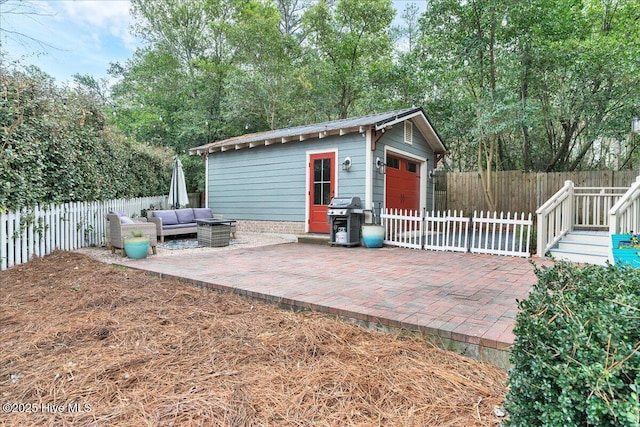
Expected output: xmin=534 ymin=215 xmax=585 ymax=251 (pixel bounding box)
xmin=189 ymin=107 xmax=446 ymax=155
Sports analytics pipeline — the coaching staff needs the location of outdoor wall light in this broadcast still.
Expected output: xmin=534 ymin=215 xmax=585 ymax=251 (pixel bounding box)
xmin=375 ymin=157 xmax=386 ymax=174
xmin=342 ymin=157 xmax=352 ymax=171
xmin=632 ymin=117 xmax=640 ymax=134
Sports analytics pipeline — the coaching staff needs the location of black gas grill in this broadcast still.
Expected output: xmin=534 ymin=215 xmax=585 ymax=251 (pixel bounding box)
xmin=328 ymin=197 xmax=363 ymax=247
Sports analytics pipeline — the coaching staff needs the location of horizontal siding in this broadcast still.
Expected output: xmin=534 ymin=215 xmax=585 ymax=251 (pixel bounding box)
xmin=372 ymin=123 xmax=436 ymax=212
xmin=214 ymin=172 xmax=307 ymax=187
xmin=207 ymin=134 xmax=366 ymax=221
xmin=337 ymin=146 xmax=366 ymax=200
xmin=383 ymin=123 xmax=434 ymax=161
xmin=213 ymin=186 xmax=306 ymax=197
xmin=372 ymin=154 xmax=385 ymax=213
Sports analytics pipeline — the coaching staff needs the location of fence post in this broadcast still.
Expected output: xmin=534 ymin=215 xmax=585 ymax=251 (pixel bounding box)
xmin=526 ymin=212 xmax=532 ymax=255
xmin=421 ymin=207 xmax=426 ymax=250
xmin=0 ymin=210 xmax=6 ymax=271
xmin=19 ymin=207 xmax=28 ymax=264
xmin=565 ymin=180 xmax=575 ymax=233
xmin=33 ymin=204 xmax=41 ymax=258
xmin=45 ymin=203 xmax=53 ymax=255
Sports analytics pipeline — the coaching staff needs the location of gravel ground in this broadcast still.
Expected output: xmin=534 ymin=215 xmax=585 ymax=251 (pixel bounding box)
xmin=75 ymin=232 xmax=298 ymax=264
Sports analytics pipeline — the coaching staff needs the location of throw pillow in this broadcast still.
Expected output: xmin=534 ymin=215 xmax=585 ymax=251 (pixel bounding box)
xmin=120 ymin=216 xmax=134 ymax=224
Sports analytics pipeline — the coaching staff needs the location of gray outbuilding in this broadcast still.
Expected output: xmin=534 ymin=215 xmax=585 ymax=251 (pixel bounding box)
xmin=189 ymin=107 xmax=446 ymax=235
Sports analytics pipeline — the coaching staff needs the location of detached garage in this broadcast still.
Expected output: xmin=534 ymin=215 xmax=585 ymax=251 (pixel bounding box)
xmin=189 ymin=107 xmax=446 ymax=235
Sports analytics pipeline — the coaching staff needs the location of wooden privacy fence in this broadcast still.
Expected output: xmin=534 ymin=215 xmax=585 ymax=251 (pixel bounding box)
xmin=443 ymin=170 xmax=640 ymax=214
xmin=382 ymin=208 xmax=533 ymax=258
xmin=0 ymin=196 xmax=168 ymax=271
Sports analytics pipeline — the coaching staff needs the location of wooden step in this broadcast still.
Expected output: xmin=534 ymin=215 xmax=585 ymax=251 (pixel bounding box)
xmin=549 ymin=247 xmax=610 ymax=266
xmin=556 ymin=240 xmax=609 ymax=256
xmin=562 ymin=230 xmax=610 ymax=245
xmin=297 ymin=234 xmax=330 ymax=245
xmin=549 ymin=231 xmax=611 ymax=266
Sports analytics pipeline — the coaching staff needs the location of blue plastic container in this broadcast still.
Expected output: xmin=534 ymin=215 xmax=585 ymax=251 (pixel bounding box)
xmin=611 ymin=234 xmax=640 ymax=267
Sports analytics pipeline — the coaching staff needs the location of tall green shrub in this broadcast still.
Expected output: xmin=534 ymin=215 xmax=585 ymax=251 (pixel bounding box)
xmin=0 ymin=66 xmax=174 ymax=211
xmin=505 ymin=262 xmax=640 ymax=426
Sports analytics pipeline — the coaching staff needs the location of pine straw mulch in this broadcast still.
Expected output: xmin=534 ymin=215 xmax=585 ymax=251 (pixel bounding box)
xmin=0 ymin=251 xmax=507 ymax=426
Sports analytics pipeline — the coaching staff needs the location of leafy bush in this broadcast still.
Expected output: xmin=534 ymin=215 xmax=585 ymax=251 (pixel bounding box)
xmin=505 ymin=262 xmax=640 ymax=426
xmin=179 ymin=154 xmax=205 ymax=193
xmin=0 ymin=66 xmax=174 ymax=211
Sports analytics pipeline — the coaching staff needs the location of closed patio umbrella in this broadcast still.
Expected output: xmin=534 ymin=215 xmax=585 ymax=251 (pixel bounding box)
xmin=169 ymin=155 xmax=189 ymax=209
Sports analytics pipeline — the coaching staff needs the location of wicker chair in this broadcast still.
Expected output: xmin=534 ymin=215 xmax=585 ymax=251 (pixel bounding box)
xmin=106 ymin=213 xmax=157 ymax=256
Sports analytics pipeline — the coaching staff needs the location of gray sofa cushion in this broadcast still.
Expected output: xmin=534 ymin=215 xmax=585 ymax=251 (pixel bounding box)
xmin=193 ymin=208 xmax=213 ymax=220
xmin=163 ymin=223 xmax=197 ymax=230
xmin=152 ymin=210 xmax=179 ymax=226
xmin=175 ymin=209 xmax=196 ymax=224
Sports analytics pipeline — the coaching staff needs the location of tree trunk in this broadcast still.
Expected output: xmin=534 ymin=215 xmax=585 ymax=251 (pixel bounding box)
xmin=546 ymin=120 xmax=577 ymax=172
xmin=520 ymin=42 xmax=532 ymax=171
xmin=477 ymin=136 xmax=497 ymax=212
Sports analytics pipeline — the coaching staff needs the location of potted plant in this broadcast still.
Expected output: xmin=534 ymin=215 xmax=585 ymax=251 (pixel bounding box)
xmin=124 ymin=231 xmax=150 ymax=259
xmin=611 ymin=233 xmax=640 ymax=267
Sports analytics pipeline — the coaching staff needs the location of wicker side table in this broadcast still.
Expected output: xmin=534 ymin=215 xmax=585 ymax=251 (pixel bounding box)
xmin=196 ymin=219 xmax=233 ymax=247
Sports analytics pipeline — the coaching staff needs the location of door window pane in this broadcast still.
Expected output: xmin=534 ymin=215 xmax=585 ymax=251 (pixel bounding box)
xmin=323 ymin=159 xmax=331 ymax=180
xmin=312 ymin=157 xmax=332 ymax=205
xmin=322 ymin=183 xmax=331 ymax=205
xmin=386 ymin=156 xmax=400 ymax=169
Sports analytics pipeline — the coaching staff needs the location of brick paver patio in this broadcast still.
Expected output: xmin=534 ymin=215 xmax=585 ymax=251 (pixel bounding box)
xmin=124 ymin=242 xmax=545 ymax=367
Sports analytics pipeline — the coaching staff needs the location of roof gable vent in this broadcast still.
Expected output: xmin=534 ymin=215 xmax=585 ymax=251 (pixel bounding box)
xmin=404 ymin=121 xmax=413 ymax=144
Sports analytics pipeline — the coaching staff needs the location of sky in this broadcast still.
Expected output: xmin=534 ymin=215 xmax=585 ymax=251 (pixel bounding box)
xmin=1 ymin=0 xmax=138 ymax=83
xmin=1 ymin=0 xmax=424 ymax=85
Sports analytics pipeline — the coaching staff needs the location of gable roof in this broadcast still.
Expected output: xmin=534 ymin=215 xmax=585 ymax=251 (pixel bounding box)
xmin=189 ymin=107 xmax=446 ymax=155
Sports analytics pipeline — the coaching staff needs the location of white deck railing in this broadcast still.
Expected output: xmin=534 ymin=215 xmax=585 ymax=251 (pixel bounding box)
xmin=536 ymin=180 xmax=574 ymax=256
xmin=1 ymin=196 xmax=168 ymax=271
xmin=381 ymin=208 xmax=532 ymax=257
xmin=609 ymin=176 xmax=640 ymax=235
xmin=536 ymin=180 xmax=632 ymax=256
xmin=573 ymin=186 xmax=628 ymax=229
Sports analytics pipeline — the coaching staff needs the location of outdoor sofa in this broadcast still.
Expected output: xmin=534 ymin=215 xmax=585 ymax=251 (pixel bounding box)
xmin=147 ymin=208 xmax=236 ymax=242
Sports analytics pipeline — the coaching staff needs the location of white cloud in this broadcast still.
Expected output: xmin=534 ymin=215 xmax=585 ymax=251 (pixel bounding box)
xmin=1 ymin=0 xmax=140 ymax=82
xmin=60 ymin=0 xmax=136 ymax=50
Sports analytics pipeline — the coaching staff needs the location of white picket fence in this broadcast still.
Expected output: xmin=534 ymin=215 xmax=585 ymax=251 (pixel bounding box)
xmin=470 ymin=210 xmax=533 ymax=257
xmin=424 ymin=210 xmax=470 ymax=252
xmin=383 ymin=209 xmax=425 ymax=250
xmin=1 ymin=196 xmax=168 ymax=271
xmin=381 ymin=208 xmax=533 ymax=257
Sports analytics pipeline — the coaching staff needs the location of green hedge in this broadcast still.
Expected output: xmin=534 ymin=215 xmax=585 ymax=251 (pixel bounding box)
xmin=505 ymin=262 xmax=640 ymax=426
xmin=0 ymin=67 xmax=174 ymax=212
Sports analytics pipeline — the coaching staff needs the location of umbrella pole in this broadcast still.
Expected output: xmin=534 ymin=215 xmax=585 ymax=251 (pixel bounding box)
xmin=174 ymin=156 xmax=180 ymax=209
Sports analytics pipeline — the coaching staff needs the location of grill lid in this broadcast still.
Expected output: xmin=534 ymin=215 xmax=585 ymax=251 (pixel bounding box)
xmin=328 ymin=197 xmax=362 ymax=209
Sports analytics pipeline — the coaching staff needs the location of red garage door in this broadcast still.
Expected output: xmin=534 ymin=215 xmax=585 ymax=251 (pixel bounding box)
xmin=385 ymin=154 xmax=420 ymax=212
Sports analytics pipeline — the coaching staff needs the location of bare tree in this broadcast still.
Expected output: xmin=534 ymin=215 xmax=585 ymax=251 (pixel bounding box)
xmin=0 ymin=0 xmax=59 ymax=53
xmin=275 ymin=0 xmax=311 ymax=36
